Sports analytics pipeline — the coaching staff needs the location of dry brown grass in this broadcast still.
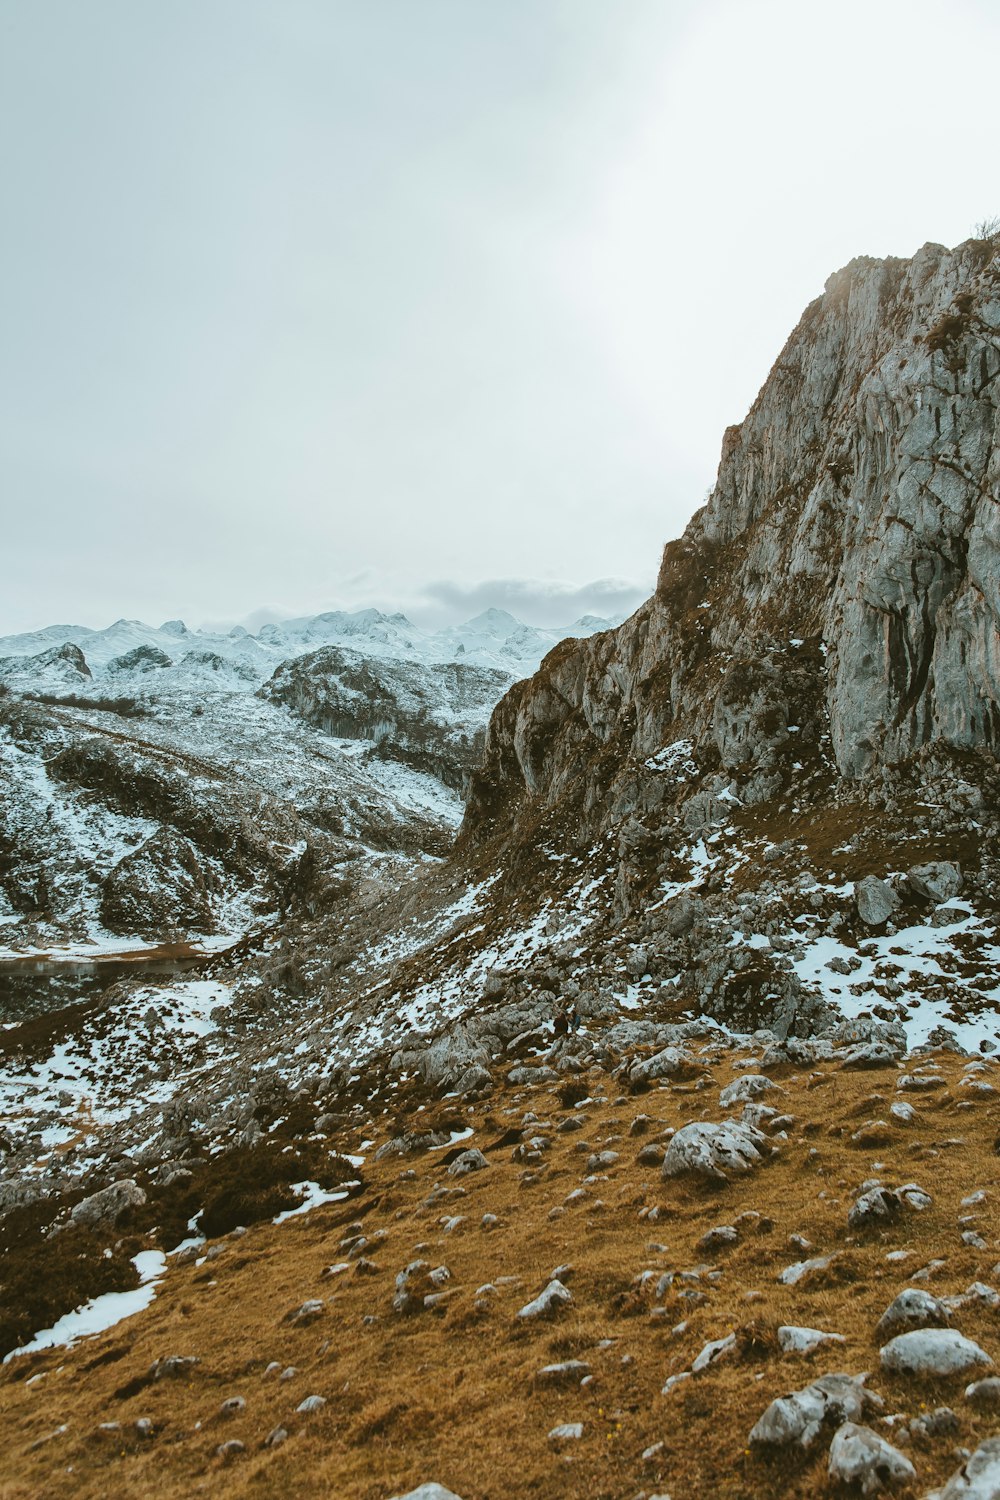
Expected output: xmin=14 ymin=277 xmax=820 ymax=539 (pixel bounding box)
xmin=1 ymin=1050 xmax=999 ymax=1499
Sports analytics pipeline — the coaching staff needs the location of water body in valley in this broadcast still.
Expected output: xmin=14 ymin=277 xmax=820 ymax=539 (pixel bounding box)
xmin=0 ymin=944 xmax=221 ymax=1025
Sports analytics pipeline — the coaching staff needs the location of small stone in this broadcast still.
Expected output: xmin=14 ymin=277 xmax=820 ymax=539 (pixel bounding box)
xmin=536 ymin=1361 xmax=591 ymax=1387
xmin=517 ymin=1280 xmax=572 ymax=1320
xmin=219 ymin=1396 xmax=245 ymax=1417
xmin=388 ymin=1488 xmax=467 ymax=1500
xmin=150 ymin=1355 xmax=199 ymax=1380
xmin=286 ymin=1299 xmax=324 ymax=1326
xmin=965 ymin=1377 xmax=1000 ymax=1411
xmin=698 ymin=1225 xmax=739 ymax=1252
xmin=548 ymin=1423 xmax=583 ymax=1443
xmin=216 ymin=1440 xmax=245 ymax=1459
xmin=778 ymin=1255 xmax=833 ymax=1286
xmin=296 ymin=1395 xmax=327 ymax=1413
xmin=777 ymin=1326 xmax=846 ymax=1354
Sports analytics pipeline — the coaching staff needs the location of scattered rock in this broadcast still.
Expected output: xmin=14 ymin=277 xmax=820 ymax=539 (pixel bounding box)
xmin=69 ymin=1179 xmax=146 ymax=1229
xmin=662 ymin=1120 xmax=770 ymax=1184
xmin=517 ymin=1280 xmax=572 ymax=1320
xmin=827 ymin=1422 xmax=915 ymax=1495
xmin=880 ymin=1330 xmax=992 ymax=1379
xmin=749 ymin=1373 xmax=883 ymax=1449
xmin=875 ymin=1288 xmax=951 ymax=1340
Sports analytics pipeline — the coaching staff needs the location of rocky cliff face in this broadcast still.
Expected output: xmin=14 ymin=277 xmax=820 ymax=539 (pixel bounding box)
xmin=464 ymin=235 xmax=1000 ymax=845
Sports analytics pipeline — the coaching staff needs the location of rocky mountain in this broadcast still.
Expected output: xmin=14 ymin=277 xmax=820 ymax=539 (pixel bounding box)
xmin=0 ymin=232 xmax=999 ymax=1500
xmin=466 ymin=235 xmax=1000 ymax=847
xmin=260 ymin=647 xmax=513 ymax=790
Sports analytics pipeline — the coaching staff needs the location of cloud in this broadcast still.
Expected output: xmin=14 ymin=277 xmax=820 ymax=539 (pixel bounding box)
xmin=412 ymin=575 xmax=653 ymax=628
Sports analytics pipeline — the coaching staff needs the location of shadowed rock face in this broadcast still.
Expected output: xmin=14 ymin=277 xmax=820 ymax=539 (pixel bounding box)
xmin=464 ymin=236 xmax=1000 ymax=845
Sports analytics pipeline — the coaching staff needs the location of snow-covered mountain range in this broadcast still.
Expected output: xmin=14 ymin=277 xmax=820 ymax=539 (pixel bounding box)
xmin=0 ymin=606 xmax=620 ymax=694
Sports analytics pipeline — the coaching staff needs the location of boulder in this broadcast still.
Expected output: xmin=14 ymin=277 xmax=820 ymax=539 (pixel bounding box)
xmin=749 ymin=1373 xmax=883 ymax=1449
xmin=906 ymin=861 xmax=962 ymax=903
xmin=662 ymin=1120 xmax=770 ymax=1184
xmin=517 ymin=1280 xmax=572 ymax=1320
xmin=827 ymin=1422 xmax=915 ymax=1495
xmin=928 ymin=1437 xmax=1000 ymax=1500
xmin=70 ymin=1178 xmax=147 ymax=1229
xmin=855 ymin=877 xmax=898 ymax=928
xmin=875 ymin=1288 xmax=950 ymax=1341
xmin=879 ymin=1329 xmax=992 ymax=1379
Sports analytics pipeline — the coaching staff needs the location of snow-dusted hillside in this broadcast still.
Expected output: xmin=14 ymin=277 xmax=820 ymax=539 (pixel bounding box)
xmin=0 ymin=607 xmax=618 ymax=959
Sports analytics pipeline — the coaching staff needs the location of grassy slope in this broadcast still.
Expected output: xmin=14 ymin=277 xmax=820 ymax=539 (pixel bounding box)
xmin=1 ymin=1047 xmax=998 ymax=1500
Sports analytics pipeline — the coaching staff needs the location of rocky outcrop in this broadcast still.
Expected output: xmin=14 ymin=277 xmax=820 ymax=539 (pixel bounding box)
xmin=464 ymin=235 xmax=1000 ymax=847
xmin=100 ymin=827 xmax=218 ymax=936
xmin=105 ymin=645 xmax=173 ymax=675
xmin=261 ymin=646 xmax=512 ymax=790
xmin=0 ymin=642 xmax=92 ymax=690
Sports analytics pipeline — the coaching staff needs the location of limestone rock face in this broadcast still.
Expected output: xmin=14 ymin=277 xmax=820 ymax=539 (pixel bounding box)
xmin=463 ymin=237 xmax=1000 ymax=846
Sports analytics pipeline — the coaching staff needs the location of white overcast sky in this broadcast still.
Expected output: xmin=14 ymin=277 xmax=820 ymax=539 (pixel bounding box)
xmin=1 ymin=0 xmax=998 ymax=634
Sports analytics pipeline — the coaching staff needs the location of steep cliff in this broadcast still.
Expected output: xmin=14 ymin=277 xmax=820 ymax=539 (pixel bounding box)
xmin=464 ymin=235 xmax=1000 ymax=847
